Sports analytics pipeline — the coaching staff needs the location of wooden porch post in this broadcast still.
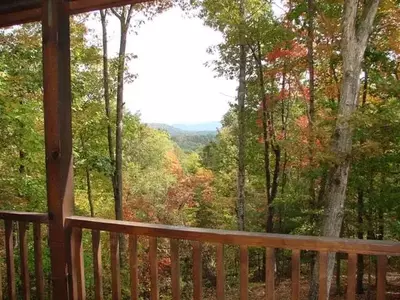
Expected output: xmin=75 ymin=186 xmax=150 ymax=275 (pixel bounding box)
xmin=42 ymin=0 xmax=74 ymax=299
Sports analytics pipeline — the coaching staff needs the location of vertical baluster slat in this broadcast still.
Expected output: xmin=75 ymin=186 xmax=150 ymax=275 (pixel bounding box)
xmin=73 ymin=227 xmax=86 ymax=300
xmin=240 ymin=245 xmax=248 ymax=300
xmin=19 ymin=221 xmax=30 ymax=300
xmin=291 ymin=249 xmax=300 ymax=300
xmin=318 ymin=251 xmax=328 ymax=300
xmin=92 ymin=230 xmax=103 ymax=300
xmin=170 ymin=239 xmax=180 ymax=300
xmin=346 ymin=253 xmax=357 ymax=300
xmin=110 ymin=232 xmax=121 ymax=300
xmin=5 ymin=219 xmax=16 ymax=300
xmin=377 ymin=255 xmax=387 ymax=300
xmin=266 ymin=248 xmax=275 ymax=300
xmin=33 ymin=223 xmax=44 ymax=300
xmin=192 ymin=241 xmax=202 ymax=300
xmin=150 ymin=237 xmax=158 ymax=300
xmin=216 ymin=244 xmax=225 ymax=300
xmin=129 ymin=235 xmax=138 ymax=300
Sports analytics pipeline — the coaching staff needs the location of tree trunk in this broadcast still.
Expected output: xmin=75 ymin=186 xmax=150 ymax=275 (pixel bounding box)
xmin=309 ymin=1 xmax=380 ymax=299
xmin=236 ymin=0 xmax=246 ymax=231
xmin=86 ymin=166 xmax=94 ymax=217
xmin=100 ymin=10 xmax=116 ymax=190
xmin=111 ymin=5 xmax=134 ymax=260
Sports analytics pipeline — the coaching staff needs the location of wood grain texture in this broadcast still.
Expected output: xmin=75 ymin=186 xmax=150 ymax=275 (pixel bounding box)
xmin=291 ymin=249 xmax=300 ymax=300
xmin=5 ymin=220 xmax=16 ymax=300
xmin=377 ymin=255 xmax=387 ymax=300
xmin=216 ymin=244 xmax=225 ymax=300
xmin=318 ymin=251 xmax=328 ymax=300
xmin=192 ymin=241 xmax=202 ymax=300
xmin=346 ymin=253 xmax=357 ymax=300
xmin=66 ymin=216 xmax=400 ymax=255
xmin=240 ymin=246 xmax=248 ymax=300
xmin=92 ymin=230 xmax=103 ymax=300
xmin=110 ymin=232 xmax=121 ymax=300
xmin=33 ymin=223 xmax=45 ymax=300
xmin=73 ymin=228 xmax=86 ymax=300
xmin=149 ymin=237 xmax=158 ymax=300
xmin=170 ymin=239 xmax=180 ymax=300
xmin=19 ymin=221 xmax=30 ymax=300
xmin=129 ymin=235 xmax=138 ymax=300
xmin=265 ymin=248 xmax=275 ymax=300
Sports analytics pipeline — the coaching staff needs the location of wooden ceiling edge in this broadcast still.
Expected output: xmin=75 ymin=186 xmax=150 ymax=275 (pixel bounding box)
xmin=0 ymin=0 xmax=155 ymax=28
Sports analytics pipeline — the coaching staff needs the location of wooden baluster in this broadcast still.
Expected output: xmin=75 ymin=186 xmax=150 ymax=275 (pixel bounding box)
xmin=192 ymin=241 xmax=202 ymax=300
xmin=266 ymin=248 xmax=275 ymax=300
xmin=291 ymin=249 xmax=300 ymax=300
xmin=216 ymin=244 xmax=225 ymax=300
xmin=110 ymin=232 xmax=121 ymax=300
xmin=92 ymin=230 xmax=103 ymax=300
xmin=5 ymin=220 xmax=16 ymax=300
xmin=129 ymin=235 xmax=138 ymax=300
xmin=72 ymin=228 xmax=86 ymax=300
xmin=346 ymin=253 xmax=357 ymax=300
xmin=33 ymin=223 xmax=44 ymax=300
xmin=149 ymin=237 xmax=158 ymax=300
xmin=318 ymin=251 xmax=328 ymax=300
xmin=19 ymin=221 xmax=30 ymax=300
xmin=377 ymin=255 xmax=387 ymax=300
xmin=240 ymin=245 xmax=248 ymax=300
xmin=170 ymin=239 xmax=180 ymax=300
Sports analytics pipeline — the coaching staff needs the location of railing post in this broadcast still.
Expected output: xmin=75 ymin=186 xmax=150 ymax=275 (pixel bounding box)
xmin=42 ymin=0 xmax=74 ymax=299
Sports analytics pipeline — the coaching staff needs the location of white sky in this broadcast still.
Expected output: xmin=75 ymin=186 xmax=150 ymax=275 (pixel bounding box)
xmin=87 ymin=3 xmax=285 ymax=125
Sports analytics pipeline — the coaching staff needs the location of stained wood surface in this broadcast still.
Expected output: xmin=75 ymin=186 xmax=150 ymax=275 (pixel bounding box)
xmin=33 ymin=223 xmax=45 ymax=300
xmin=347 ymin=253 xmax=357 ymax=300
xmin=110 ymin=232 xmax=121 ymax=300
xmin=149 ymin=237 xmax=158 ymax=300
xmin=318 ymin=252 xmax=328 ymax=300
xmin=129 ymin=235 xmax=138 ymax=300
xmin=170 ymin=239 xmax=180 ymax=300
xmin=19 ymin=221 xmax=30 ymax=300
xmin=192 ymin=241 xmax=202 ymax=300
xmin=240 ymin=245 xmax=248 ymax=300
xmin=5 ymin=220 xmax=16 ymax=300
xmin=92 ymin=230 xmax=103 ymax=300
xmin=216 ymin=244 xmax=225 ymax=300
xmin=66 ymin=216 xmax=400 ymax=255
xmin=291 ymin=249 xmax=300 ymax=300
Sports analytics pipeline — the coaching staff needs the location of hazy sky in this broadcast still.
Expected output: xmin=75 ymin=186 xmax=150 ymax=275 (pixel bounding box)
xmin=89 ymin=4 xmax=284 ymax=125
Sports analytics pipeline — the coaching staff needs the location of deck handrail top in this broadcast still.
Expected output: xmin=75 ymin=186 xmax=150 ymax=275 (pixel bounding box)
xmin=0 ymin=210 xmax=48 ymax=223
xmin=66 ymin=215 xmax=400 ymax=256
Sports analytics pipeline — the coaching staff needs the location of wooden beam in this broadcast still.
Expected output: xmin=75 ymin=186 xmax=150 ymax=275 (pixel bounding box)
xmin=0 ymin=0 xmax=154 ymax=28
xmin=66 ymin=216 xmax=400 ymax=256
xmin=42 ymin=1 xmax=74 ymax=299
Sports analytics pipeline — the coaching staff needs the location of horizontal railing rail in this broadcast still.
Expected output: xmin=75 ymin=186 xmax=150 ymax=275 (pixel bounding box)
xmin=66 ymin=215 xmax=399 ymax=300
xmin=0 ymin=210 xmax=48 ymax=223
xmin=0 ymin=210 xmax=47 ymax=300
xmin=66 ymin=215 xmax=400 ymax=256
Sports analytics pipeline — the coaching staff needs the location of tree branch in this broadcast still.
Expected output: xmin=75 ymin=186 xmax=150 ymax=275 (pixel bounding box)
xmin=356 ymin=0 xmax=380 ymax=49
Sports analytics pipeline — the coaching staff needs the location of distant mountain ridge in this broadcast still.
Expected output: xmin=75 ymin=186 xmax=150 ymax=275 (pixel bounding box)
xmin=147 ymin=122 xmax=219 ymax=151
xmin=172 ymin=122 xmax=221 ymax=132
xmin=147 ymin=122 xmax=220 ymax=136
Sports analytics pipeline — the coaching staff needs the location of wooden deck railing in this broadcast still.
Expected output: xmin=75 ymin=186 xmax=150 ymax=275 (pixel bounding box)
xmin=66 ymin=216 xmax=400 ymax=300
xmin=1 ymin=211 xmax=399 ymax=300
xmin=0 ymin=210 xmax=48 ymax=300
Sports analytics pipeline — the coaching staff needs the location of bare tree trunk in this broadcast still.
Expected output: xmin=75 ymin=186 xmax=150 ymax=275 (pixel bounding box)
xmin=236 ymin=0 xmax=246 ymax=231
xmin=100 ymin=10 xmax=116 ymax=192
xmin=357 ymin=68 xmax=368 ymax=294
xmin=309 ymin=1 xmax=380 ymax=299
xmin=86 ymin=167 xmax=94 ymax=217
